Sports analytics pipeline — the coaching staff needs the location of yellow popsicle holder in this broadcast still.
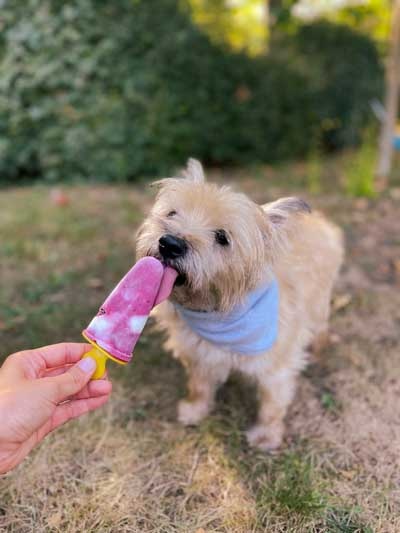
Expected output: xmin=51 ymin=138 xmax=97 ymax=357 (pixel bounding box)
xmin=82 ymin=332 xmax=126 ymax=379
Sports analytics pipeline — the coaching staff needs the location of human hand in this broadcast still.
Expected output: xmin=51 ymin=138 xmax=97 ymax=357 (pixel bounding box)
xmin=0 ymin=343 xmax=112 ymax=474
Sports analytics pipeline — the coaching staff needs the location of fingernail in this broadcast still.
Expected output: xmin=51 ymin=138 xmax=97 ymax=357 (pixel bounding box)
xmin=78 ymin=357 xmax=96 ymax=373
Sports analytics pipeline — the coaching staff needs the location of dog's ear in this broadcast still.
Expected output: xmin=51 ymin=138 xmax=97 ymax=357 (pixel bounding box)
xmin=263 ymin=197 xmax=311 ymax=225
xmin=151 ymin=158 xmax=205 ymax=190
xmin=181 ymin=158 xmax=206 ymax=183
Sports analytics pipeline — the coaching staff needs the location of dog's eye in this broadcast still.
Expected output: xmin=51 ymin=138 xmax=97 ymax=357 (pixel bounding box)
xmin=167 ymin=210 xmax=177 ymax=217
xmin=215 ymin=229 xmax=229 ymax=246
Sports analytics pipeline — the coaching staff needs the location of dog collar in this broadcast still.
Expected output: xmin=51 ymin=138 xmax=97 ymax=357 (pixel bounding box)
xmin=174 ymin=279 xmax=279 ymax=356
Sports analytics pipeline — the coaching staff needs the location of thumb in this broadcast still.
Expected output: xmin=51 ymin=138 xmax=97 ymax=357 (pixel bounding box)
xmin=46 ymin=357 xmax=97 ymax=403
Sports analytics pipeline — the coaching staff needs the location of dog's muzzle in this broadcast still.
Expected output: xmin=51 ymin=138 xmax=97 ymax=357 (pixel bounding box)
xmin=158 ymin=234 xmax=188 ymax=287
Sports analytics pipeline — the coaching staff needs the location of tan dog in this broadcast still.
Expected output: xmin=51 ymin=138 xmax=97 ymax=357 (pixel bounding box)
xmin=136 ymin=159 xmax=344 ymax=450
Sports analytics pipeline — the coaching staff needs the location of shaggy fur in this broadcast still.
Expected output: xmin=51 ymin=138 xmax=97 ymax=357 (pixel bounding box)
xmin=136 ymin=159 xmax=344 ymax=450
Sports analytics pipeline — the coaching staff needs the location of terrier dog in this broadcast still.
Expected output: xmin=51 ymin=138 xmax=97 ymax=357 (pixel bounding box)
xmin=136 ymin=159 xmax=344 ymax=450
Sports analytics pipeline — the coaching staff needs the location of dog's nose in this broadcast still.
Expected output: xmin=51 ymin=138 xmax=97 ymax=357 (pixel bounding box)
xmin=159 ymin=234 xmax=187 ymax=260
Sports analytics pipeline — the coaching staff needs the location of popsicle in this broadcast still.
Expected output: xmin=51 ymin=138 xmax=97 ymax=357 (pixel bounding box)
xmin=82 ymin=257 xmax=178 ymax=379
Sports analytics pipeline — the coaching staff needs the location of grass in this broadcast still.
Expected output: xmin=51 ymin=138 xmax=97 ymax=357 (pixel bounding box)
xmin=256 ymin=453 xmax=326 ymax=520
xmin=1 ymin=160 xmax=400 ymax=532
xmin=325 ymin=508 xmax=374 ymax=533
xmin=344 ymin=130 xmax=377 ymax=199
xmin=306 ymin=133 xmax=324 ymax=195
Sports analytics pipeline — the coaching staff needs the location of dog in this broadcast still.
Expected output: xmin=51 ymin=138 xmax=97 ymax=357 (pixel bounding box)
xmin=136 ymin=159 xmax=344 ymax=450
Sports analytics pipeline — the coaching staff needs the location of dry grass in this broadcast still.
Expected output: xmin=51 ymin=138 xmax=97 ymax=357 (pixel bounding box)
xmin=1 ymin=165 xmax=399 ymax=532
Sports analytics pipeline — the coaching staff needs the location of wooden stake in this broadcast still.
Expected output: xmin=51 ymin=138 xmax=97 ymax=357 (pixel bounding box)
xmin=376 ymin=0 xmax=400 ymax=181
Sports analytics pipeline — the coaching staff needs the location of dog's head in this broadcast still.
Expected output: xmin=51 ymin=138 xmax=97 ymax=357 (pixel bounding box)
xmin=136 ymin=159 xmax=310 ymax=312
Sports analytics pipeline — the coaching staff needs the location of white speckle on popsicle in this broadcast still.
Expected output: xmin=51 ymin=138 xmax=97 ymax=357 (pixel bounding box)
xmin=88 ymin=316 xmax=112 ymax=336
xmin=128 ymin=315 xmax=148 ymax=334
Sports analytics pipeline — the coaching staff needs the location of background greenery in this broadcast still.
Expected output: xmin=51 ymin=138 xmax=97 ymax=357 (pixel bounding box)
xmin=0 ymin=0 xmax=383 ymax=183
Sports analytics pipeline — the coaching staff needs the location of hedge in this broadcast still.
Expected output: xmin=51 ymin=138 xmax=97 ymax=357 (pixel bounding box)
xmin=0 ymin=0 xmax=383 ymax=182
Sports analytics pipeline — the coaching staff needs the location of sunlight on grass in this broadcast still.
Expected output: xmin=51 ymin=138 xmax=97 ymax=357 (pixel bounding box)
xmin=344 ymin=130 xmax=377 ymax=198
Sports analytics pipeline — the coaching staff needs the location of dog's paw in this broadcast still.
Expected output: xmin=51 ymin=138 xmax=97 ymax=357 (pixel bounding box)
xmin=177 ymin=399 xmax=209 ymax=426
xmin=245 ymin=423 xmax=284 ymax=451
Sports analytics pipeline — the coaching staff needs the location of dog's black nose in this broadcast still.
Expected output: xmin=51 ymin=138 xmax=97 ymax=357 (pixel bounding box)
xmin=159 ymin=234 xmax=187 ymax=260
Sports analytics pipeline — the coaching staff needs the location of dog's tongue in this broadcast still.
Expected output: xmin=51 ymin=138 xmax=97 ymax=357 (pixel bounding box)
xmin=154 ymin=266 xmax=178 ymax=306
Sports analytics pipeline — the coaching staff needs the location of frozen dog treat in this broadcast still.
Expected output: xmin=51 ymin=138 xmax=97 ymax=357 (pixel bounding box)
xmin=82 ymin=257 xmax=177 ymax=378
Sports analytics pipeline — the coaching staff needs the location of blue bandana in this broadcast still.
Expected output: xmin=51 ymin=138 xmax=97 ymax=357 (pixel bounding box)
xmin=175 ymin=279 xmax=279 ymax=356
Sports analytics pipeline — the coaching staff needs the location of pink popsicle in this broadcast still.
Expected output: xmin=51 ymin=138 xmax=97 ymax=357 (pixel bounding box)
xmin=83 ymin=257 xmax=177 ymax=364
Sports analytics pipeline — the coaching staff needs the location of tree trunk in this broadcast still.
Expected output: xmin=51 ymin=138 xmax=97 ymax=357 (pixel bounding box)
xmin=267 ymin=0 xmax=281 ymax=31
xmin=376 ymin=0 xmax=400 ymax=180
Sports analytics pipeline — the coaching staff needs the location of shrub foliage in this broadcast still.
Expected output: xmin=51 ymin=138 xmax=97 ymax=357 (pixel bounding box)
xmin=0 ymin=0 xmax=383 ymax=182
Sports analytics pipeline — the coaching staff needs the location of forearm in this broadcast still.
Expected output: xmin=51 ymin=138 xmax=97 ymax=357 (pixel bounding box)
xmin=0 ymin=386 xmax=39 ymax=474
xmin=0 ymin=391 xmax=19 ymax=474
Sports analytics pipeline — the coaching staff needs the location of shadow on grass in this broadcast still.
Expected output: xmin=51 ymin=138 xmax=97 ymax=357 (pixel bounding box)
xmin=111 ymin=326 xmax=187 ymax=425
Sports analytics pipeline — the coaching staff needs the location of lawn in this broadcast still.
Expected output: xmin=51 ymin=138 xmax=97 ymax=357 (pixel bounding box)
xmin=0 ymin=161 xmax=399 ymax=532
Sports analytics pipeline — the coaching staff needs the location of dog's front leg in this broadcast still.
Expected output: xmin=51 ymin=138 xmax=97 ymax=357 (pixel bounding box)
xmin=246 ymin=368 xmax=298 ymax=451
xmin=178 ymin=358 xmax=229 ymax=426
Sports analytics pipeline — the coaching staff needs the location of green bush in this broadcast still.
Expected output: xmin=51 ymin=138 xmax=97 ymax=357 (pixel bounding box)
xmin=292 ymin=22 xmax=384 ymax=150
xmin=0 ymin=0 xmax=383 ymax=182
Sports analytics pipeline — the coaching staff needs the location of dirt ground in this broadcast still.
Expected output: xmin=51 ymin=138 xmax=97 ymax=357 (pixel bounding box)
xmin=0 ymin=164 xmax=399 ymax=532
